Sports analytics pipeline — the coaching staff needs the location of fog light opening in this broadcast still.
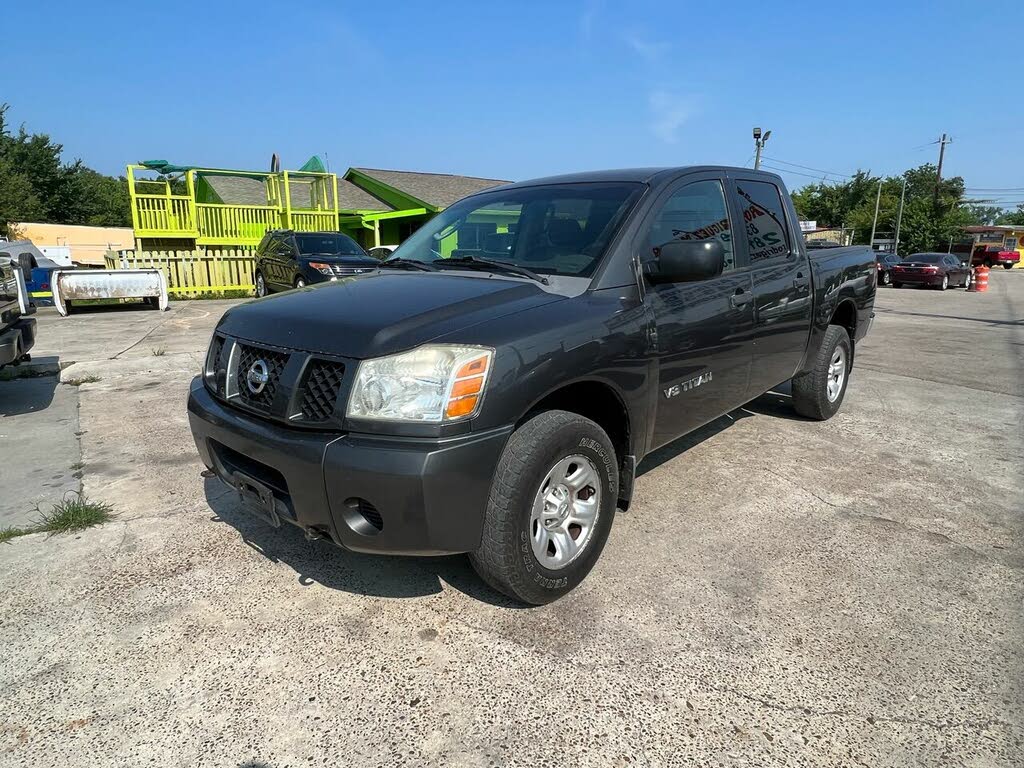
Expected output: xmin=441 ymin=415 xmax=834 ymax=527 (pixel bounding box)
xmin=342 ymin=497 xmax=384 ymax=535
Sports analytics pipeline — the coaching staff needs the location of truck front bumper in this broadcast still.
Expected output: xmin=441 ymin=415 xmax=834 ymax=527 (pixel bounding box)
xmin=187 ymin=378 xmax=512 ymax=555
xmin=0 ymin=317 xmax=36 ymax=367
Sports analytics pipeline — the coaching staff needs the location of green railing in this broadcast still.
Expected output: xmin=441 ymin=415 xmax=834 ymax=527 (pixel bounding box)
xmin=127 ymin=164 xmax=340 ymax=246
xmin=133 ymin=194 xmax=196 ymax=238
xmin=196 ymin=204 xmax=279 ymax=246
xmin=290 ymin=211 xmax=339 ymax=232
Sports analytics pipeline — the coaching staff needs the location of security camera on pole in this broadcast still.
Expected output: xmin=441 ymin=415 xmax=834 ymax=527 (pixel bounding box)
xmin=753 ymin=127 xmax=771 ymax=170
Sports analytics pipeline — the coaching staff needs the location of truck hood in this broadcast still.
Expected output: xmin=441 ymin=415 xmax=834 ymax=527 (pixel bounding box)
xmin=218 ymin=271 xmax=565 ymax=358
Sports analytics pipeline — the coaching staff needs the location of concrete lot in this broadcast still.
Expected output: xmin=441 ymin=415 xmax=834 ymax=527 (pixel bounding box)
xmin=0 ymin=277 xmax=1021 ymax=766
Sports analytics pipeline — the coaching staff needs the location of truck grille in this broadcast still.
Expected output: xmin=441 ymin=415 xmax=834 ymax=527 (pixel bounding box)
xmin=236 ymin=343 xmax=289 ymax=410
xmin=299 ymin=360 xmax=346 ymax=421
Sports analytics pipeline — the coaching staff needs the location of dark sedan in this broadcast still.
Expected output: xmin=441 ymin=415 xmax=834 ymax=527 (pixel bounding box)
xmin=876 ymin=252 xmax=900 ymax=286
xmin=891 ymin=253 xmax=971 ymax=290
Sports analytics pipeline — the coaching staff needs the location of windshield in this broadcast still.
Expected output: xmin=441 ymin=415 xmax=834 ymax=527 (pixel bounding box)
xmin=295 ymin=233 xmax=365 ymax=257
xmin=907 ymin=253 xmax=943 ymax=264
xmin=388 ymin=182 xmax=643 ymax=278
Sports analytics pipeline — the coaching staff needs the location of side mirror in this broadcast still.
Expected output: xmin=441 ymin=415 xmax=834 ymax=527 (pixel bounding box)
xmin=649 ymin=240 xmax=725 ymax=283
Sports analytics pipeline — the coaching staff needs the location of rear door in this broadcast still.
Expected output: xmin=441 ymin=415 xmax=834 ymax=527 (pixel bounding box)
xmin=266 ymin=235 xmax=291 ymax=288
xmin=639 ymin=172 xmax=756 ymax=448
xmin=730 ymin=175 xmax=813 ymax=395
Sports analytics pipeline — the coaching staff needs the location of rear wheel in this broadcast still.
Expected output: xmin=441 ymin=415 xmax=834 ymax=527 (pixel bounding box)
xmin=1005 ymin=263 xmax=1015 ymax=270
xmin=469 ymin=410 xmax=618 ymax=605
xmin=791 ymin=325 xmax=852 ymax=421
xmin=962 ymin=272 xmax=972 ymax=288
xmin=881 ymin=271 xmax=891 ymax=286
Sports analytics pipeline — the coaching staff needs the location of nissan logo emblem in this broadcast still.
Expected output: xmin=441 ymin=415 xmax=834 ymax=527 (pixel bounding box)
xmin=246 ymin=359 xmax=270 ymax=395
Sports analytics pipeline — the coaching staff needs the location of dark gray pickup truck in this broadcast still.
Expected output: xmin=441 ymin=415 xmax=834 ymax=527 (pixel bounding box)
xmin=188 ymin=166 xmax=875 ymax=604
xmin=0 ymin=250 xmax=36 ymax=370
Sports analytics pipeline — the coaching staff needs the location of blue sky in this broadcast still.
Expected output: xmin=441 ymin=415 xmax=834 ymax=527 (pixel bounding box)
xmin=3 ymin=0 xmax=1023 ymax=204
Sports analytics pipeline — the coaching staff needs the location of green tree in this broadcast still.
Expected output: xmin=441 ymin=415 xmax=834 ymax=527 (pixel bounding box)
xmin=996 ymin=205 xmax=1024 ymax=226
xmin=790 ymin=163 xmax=973 ymax=254
xmin=0 ymin=103 xmax=131 ymax=236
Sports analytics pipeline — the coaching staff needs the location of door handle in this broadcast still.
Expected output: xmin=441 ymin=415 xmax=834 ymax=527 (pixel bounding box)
xmin=730 ymin=290 xmax=753 ymax=308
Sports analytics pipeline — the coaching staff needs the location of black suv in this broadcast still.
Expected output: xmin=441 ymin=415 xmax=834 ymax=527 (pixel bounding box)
xmin=253 ymin=231 xmax=378 ymax=296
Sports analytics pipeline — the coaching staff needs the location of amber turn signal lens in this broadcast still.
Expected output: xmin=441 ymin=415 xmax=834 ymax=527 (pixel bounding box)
xmin=444 ymin=352 xmax=491 ymax=419
xmin=445 ymin=395 xmax=479 ymax=418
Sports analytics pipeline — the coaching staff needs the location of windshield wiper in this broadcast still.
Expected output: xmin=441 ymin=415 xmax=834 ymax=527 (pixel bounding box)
xmin=441 ymin=256 xmax=549 ymax=285
xmin=378 ymin=258 xmax=438 ymax=272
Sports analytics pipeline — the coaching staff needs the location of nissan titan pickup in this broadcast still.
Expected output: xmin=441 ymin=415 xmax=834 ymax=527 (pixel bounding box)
xmin=188 ymin=166 xmax=876 ymax=604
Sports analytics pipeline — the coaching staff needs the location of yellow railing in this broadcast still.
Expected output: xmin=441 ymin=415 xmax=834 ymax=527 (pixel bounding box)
xmin=196 ymin=204 xmax=279 ymax=246
xmin=133 ymin=195 xmax=196 ymax=237
xmin=106 ymin=249 xmax=256 ymax=296
xmin=290 ymin=211 xmax=339 ymax=232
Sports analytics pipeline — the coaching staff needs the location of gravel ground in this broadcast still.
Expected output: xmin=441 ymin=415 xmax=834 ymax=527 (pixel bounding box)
xmin=1 ymin=275 xmax=1021 ymax=767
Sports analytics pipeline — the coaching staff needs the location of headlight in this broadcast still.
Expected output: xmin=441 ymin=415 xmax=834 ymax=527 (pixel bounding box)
xmin=346 ymin=344 xmax=493 ymax=423
xmin=308 ymin=262 xmax=334 ymax=275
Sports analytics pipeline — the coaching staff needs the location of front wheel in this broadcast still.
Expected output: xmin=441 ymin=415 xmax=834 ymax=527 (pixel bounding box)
xmin=469 ymin=410 xmax=618 ymax=605
xmin=294 ymin=277 xmax=307 ymax=289
xmin=791 ymin=325 xmax=852 ymax=421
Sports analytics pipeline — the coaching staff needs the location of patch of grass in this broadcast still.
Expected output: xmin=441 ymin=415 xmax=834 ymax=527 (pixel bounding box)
xmin=63 ymin=374 xmax=102 ymax=386
xmin=151 ymin=346 xmax=166 ymax=357
xmin=170 ymin=289 xmax=253 ymax=301
xmin=0 ymin=526 xmax=31 ymax=543
xmin=0 ymin=493 xmax=113 ymax=544
xmin=37 ymin=494 xmax=113 ymax=534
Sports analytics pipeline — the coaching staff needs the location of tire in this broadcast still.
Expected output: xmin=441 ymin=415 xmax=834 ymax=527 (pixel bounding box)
xmin=985 ymin=259 xmax=994 ymax=269
xmin=254 ymin=272 xmax=268 ymax=297
xmin=294 ymin=277 xmax=307 ymax=289
xmin=962 ymin=273 xmax=972 ymax=289
xmin=791 ymin=325 xmax=852 ymax=421
xmin=881 ymin=271 xmax=891 ymax=286
xmin=938 ymin=275 xmax=948 ymax=291
xmin=1005 ymin=263 xmax=1015 ymax=270
xmin=469 ymin=410 xmax=618 ymax=605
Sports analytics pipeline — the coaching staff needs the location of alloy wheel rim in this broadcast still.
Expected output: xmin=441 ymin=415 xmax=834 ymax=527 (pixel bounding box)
xmin=530 ymin=454 xmax=601 ymax=570
xmin=942 ymin=276 xmax=947 ymax=289
xmin=256 ymin=275 xmax=265 ymax=296
xmin=826 ymin=346 xmax=846 ymax=403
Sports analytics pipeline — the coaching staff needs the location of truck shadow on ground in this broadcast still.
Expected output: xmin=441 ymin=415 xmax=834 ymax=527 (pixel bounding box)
xmin=0 ymin=374 xmax=60 ymax=417
xmin=204 ymin=477 xmax=524 ymax=608
xmin=204 ymin=386 xmax=805 ymax=606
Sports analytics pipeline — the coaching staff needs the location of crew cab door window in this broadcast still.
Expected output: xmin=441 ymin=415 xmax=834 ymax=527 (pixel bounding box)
xmin=645 ymin=180 xmax=735 ymax=271
xmin=640 ymin=177 xmax=754 ymax=448
xmin=733 ymin=177 xmax=812 ymax=396
xmin=734 ymin=180 xmax=793 ymax=263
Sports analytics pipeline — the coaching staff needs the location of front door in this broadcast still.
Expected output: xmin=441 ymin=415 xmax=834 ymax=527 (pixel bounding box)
xmin=640 ymin=175 xmax=756 ymax=449
xmin=731 ymin=176 xmax=813 ymax=395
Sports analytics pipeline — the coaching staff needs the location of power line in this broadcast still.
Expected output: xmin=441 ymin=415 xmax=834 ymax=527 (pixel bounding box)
xmin=760 ymin=156 xmax=852 ymax=178
xmin=758 ymin=163 xmax=840 ymax=181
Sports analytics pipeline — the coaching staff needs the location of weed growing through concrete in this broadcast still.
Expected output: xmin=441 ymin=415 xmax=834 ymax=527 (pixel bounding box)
xmin=0 ymin=494 xmax=113 ymax=543
xmin=63 ymin=375 xmax=102 ymax=386
xmin=151 ymin=347 xmax=166 ymax=357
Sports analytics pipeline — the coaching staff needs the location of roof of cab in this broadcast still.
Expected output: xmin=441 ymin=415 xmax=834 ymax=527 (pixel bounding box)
xmin=493 ymin=165 xmax=783 ymax=191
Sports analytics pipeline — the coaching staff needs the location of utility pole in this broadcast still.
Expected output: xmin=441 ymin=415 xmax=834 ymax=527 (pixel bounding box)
xmin=893 ymin=176 xmax=908 ymax=255
xmin=869 ymin=180 xmax=883 ymax=250
xmin=753 ymin=127 xmax=771 ymax=170
xmin=934 ymin=133 xmax=951 ymax=204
